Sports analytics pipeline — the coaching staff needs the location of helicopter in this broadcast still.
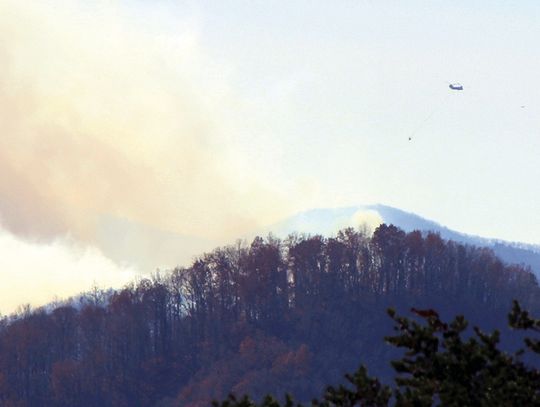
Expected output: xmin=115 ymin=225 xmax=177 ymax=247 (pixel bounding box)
xmin=449 ymin=83 xmax=463 ymax=91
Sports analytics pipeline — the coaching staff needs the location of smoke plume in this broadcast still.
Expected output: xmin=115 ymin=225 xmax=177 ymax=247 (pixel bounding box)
xmin=0 ymin=1 xmax=285 ymax=245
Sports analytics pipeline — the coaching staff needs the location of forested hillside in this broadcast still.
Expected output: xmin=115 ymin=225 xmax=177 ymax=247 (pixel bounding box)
xmin=0 ymin=225 xmax=538 ymax=406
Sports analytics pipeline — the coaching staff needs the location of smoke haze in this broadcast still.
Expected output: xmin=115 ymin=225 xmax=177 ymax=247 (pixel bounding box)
xmin=0 ymin=1 xmax=286 ymax=245
xmin=0 ymin=1 xmax=292 ymax=311
xmin=2 ymin=1 xmax=540 ymax=313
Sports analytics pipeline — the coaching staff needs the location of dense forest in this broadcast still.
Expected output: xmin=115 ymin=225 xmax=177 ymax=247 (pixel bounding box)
xmin=0 ymin=224 xmax=539 ymax=406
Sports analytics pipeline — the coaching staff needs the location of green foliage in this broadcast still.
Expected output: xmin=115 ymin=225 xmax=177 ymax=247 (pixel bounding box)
xmin=215 ymin=303 xmax=540 ymax=406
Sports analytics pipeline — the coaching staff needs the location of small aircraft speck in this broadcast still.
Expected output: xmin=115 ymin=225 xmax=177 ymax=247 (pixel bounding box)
xmin=449 ymin=83 xmax=463 ymax=91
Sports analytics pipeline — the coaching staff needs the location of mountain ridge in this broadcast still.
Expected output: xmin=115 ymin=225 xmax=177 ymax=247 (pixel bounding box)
xmin=266 ymin=204 xmax=540 ymax=276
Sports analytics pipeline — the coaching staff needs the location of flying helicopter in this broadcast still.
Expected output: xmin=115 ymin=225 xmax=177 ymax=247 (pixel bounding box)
xmin=449 ymin=83 xmax=463 ymax=91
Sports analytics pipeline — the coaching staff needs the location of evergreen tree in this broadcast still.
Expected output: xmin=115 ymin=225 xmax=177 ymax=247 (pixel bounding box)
xmin=214 ymin=301 xmax=540 ymax=406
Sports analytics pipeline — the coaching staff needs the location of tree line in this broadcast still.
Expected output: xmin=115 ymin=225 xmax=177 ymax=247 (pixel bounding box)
xmin=0 ymin=225 xmax=538 ymax=406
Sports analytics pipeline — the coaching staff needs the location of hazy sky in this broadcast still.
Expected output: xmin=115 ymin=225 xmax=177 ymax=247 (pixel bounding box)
xmin=1 ymin=1 xmax=539 ymax=312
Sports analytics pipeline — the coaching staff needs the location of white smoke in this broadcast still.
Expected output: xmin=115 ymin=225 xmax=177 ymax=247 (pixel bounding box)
xmin=351 ymin=209 xmax=383 ymax=234
xmin=0 ymin=226 xmax=136 ymax=315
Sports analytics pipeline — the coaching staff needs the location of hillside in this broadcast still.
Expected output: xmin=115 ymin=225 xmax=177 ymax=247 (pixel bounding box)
xmin=0 ymin=224 xmax=538 ymax=406
xmin=0 ymin=224 xmax=540 ymax=407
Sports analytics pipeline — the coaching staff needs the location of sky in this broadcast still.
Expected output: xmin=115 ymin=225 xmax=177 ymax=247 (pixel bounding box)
xmin=0 ymin=0 xmax=539 ymax=313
